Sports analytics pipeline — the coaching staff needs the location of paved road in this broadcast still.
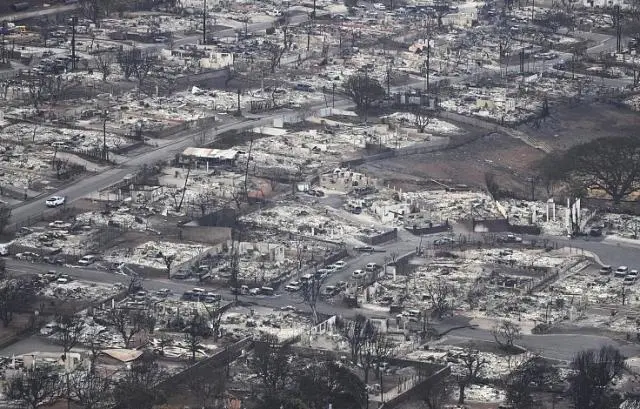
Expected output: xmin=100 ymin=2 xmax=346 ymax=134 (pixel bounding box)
xmin=1 ymin=3 xmax=79 ymax=21
xmin=10 ymin=115 xmax=271 ymax=225
xmin=441 ymin=332 xmax=640 ymax=362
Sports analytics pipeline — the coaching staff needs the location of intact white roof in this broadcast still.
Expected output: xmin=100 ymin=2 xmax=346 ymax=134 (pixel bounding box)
xmin=182 ymin=147 xmax=238 ymax=160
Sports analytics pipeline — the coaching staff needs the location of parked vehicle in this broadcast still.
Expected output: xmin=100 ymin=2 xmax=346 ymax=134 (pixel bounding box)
xmin=294 ymin=83 xmax=315 ymax=92
xmin=333 ymin=260 xmax=346 ymax=269
xmin=614 ymin=266 xmax=629 ymax=278
xmin=434 ymin=237 xmax=455 ymax=246
xmin=260 ymin=286 xmax=275 ymax=296
xmin=366 ymin=262 xmax=379 ymax=272
xmin=12 ymin=2 xmax=30 ymax=12
xmin=45 ymin=196 xmax=66 ymax=207
xmin=599 ymin=265 xmax=612 ymax=275
xmin=78 ymin=255 xmax=97 ymax=266
xmin=624 ymin=275 xmax=637 ymax=285
xmin=285 ymin=281 xmax=301 ymax=292
xmin=354 ymin=246 xmax=375 ymax=252
xmin=497 ymin=234 xmax=523 ymax=243
xmin=352 ymin=269 xmax=365 ymax=279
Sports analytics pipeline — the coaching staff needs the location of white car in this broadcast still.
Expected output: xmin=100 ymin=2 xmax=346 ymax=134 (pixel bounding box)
xmin=333 ymin=260 xmax=346 ymax=269
xmin=45 ymin=196 xmax=66 ymax=207
xmin=352 ymin=269 xmax=365 ymax=279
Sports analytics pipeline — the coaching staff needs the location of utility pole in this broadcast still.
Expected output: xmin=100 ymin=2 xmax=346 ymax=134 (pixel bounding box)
xmin=426 ymin=40 xmax=430 ymax=92
xmin=332 ymin=82 xmax=335 ymax=108
xmin=615 ymin=5 xmax=622 ymax=53
xmin=364 ymin=68 xmax=369 ymax=122
xmin=102 ymin=110 xmax=109 ymax=161
xmin=386 ymin=60 xmax=392 ymax=95
xmin=236 ymin=88 xmax=241 ymax=115
xmin=71 ymin=16 xmax=77 ymax=71
xmin=203 ymin=0 xmax=207 ymax=45
xmin=531 ymin=0 xmax=534 ymax=21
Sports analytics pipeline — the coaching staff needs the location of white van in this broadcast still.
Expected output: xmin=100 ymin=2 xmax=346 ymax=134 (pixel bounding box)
xmin=78 ymin=255 xmax=97 ymax=266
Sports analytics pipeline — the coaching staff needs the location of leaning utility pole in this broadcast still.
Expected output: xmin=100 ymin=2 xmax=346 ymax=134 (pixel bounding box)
xmin=203 ymin=0 xmax=207 ymax=45
xmin=71 ymin=16 xmax=77 ymax=71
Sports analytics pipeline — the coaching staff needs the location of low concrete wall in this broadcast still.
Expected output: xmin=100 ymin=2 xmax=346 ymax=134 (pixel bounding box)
xmin=361 ymin=228 xmax=398 ymax=245
xmin=509 ymin=224 xmax=542 ymax=235
xmin=405 ymin=222 xmax=451 ymax=236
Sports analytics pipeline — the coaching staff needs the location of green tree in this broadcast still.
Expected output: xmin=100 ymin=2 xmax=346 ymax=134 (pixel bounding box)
xmin=561 ymin=136 xmax=640 ymax=204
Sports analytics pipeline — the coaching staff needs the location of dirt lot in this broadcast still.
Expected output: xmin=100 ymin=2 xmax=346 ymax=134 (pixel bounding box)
xmin=362 ymin=131 xmax=544 ymax=194
xmin=361 ymin=101 xmax=640 ymax=195
xmin=518 ymin=101 xmax=640 ymax=151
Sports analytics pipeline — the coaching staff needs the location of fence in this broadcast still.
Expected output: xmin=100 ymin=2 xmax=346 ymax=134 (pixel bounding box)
xmin=155 ymin=336 xmax=253 ymax=393
xmin=377 ymin=365 xmax=451 ymax=409
xmin=405 ymin=222 xmax=451 ymax=236
xmin=58 ymin=147 xmax=114 ymax=164
xmin=7 ymin=205 xmax=78 ymax=234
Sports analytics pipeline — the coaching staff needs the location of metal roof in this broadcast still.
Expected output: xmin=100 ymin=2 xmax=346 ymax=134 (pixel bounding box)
xmin=182 ymin=147 xmax=239 ymax=160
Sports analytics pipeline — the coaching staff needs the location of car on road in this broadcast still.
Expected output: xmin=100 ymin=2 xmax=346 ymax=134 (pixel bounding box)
xmin=49 ymin=220 xmax=72 ymax=229
xmin=625 ymin=270 xmax=639 ymax=285
xmin=352 ymin=269 xmax=365 ymax=279
xmin=231 ymin=285 xmax=249 ymax=295
xmin=323 ymin=285 xmax=339 ymax=296
xmin=16 ymin=251 xmax=40 ymax=261
xmin=249 ymin=287 xmax=261 ymax=296
xmin=434 ymin=237 xmax=455 ymax=246
xmin=497 ymin=234 xmax=523 ymax=243
xmin=285 ymin=281 xmax=302 ymax=292
xmin=78 ymin=255 xmax=98 ymax=266
xmin=614 ymin=266 xmax=629 ymax=278
xmin=354 ymin=246 xmax=375 ymax=252
xmin=45 ymin=196 xmax=66 ymax=207
xmin=599 ymin=265 xmax=612 ymax=275
xmin=366 ymin=262 xmax=379 ymax=272
xmin=333 ymin=260 xmax=346 ymax=269
xmin=315 ymin=269 xmax=330 ymax=280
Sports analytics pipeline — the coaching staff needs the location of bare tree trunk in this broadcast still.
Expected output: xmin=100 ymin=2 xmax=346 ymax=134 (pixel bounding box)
xmin=176 ymin=163 xmax=191 ymax=211
xmin=458 ymin=383 xmax=466 ymax=404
